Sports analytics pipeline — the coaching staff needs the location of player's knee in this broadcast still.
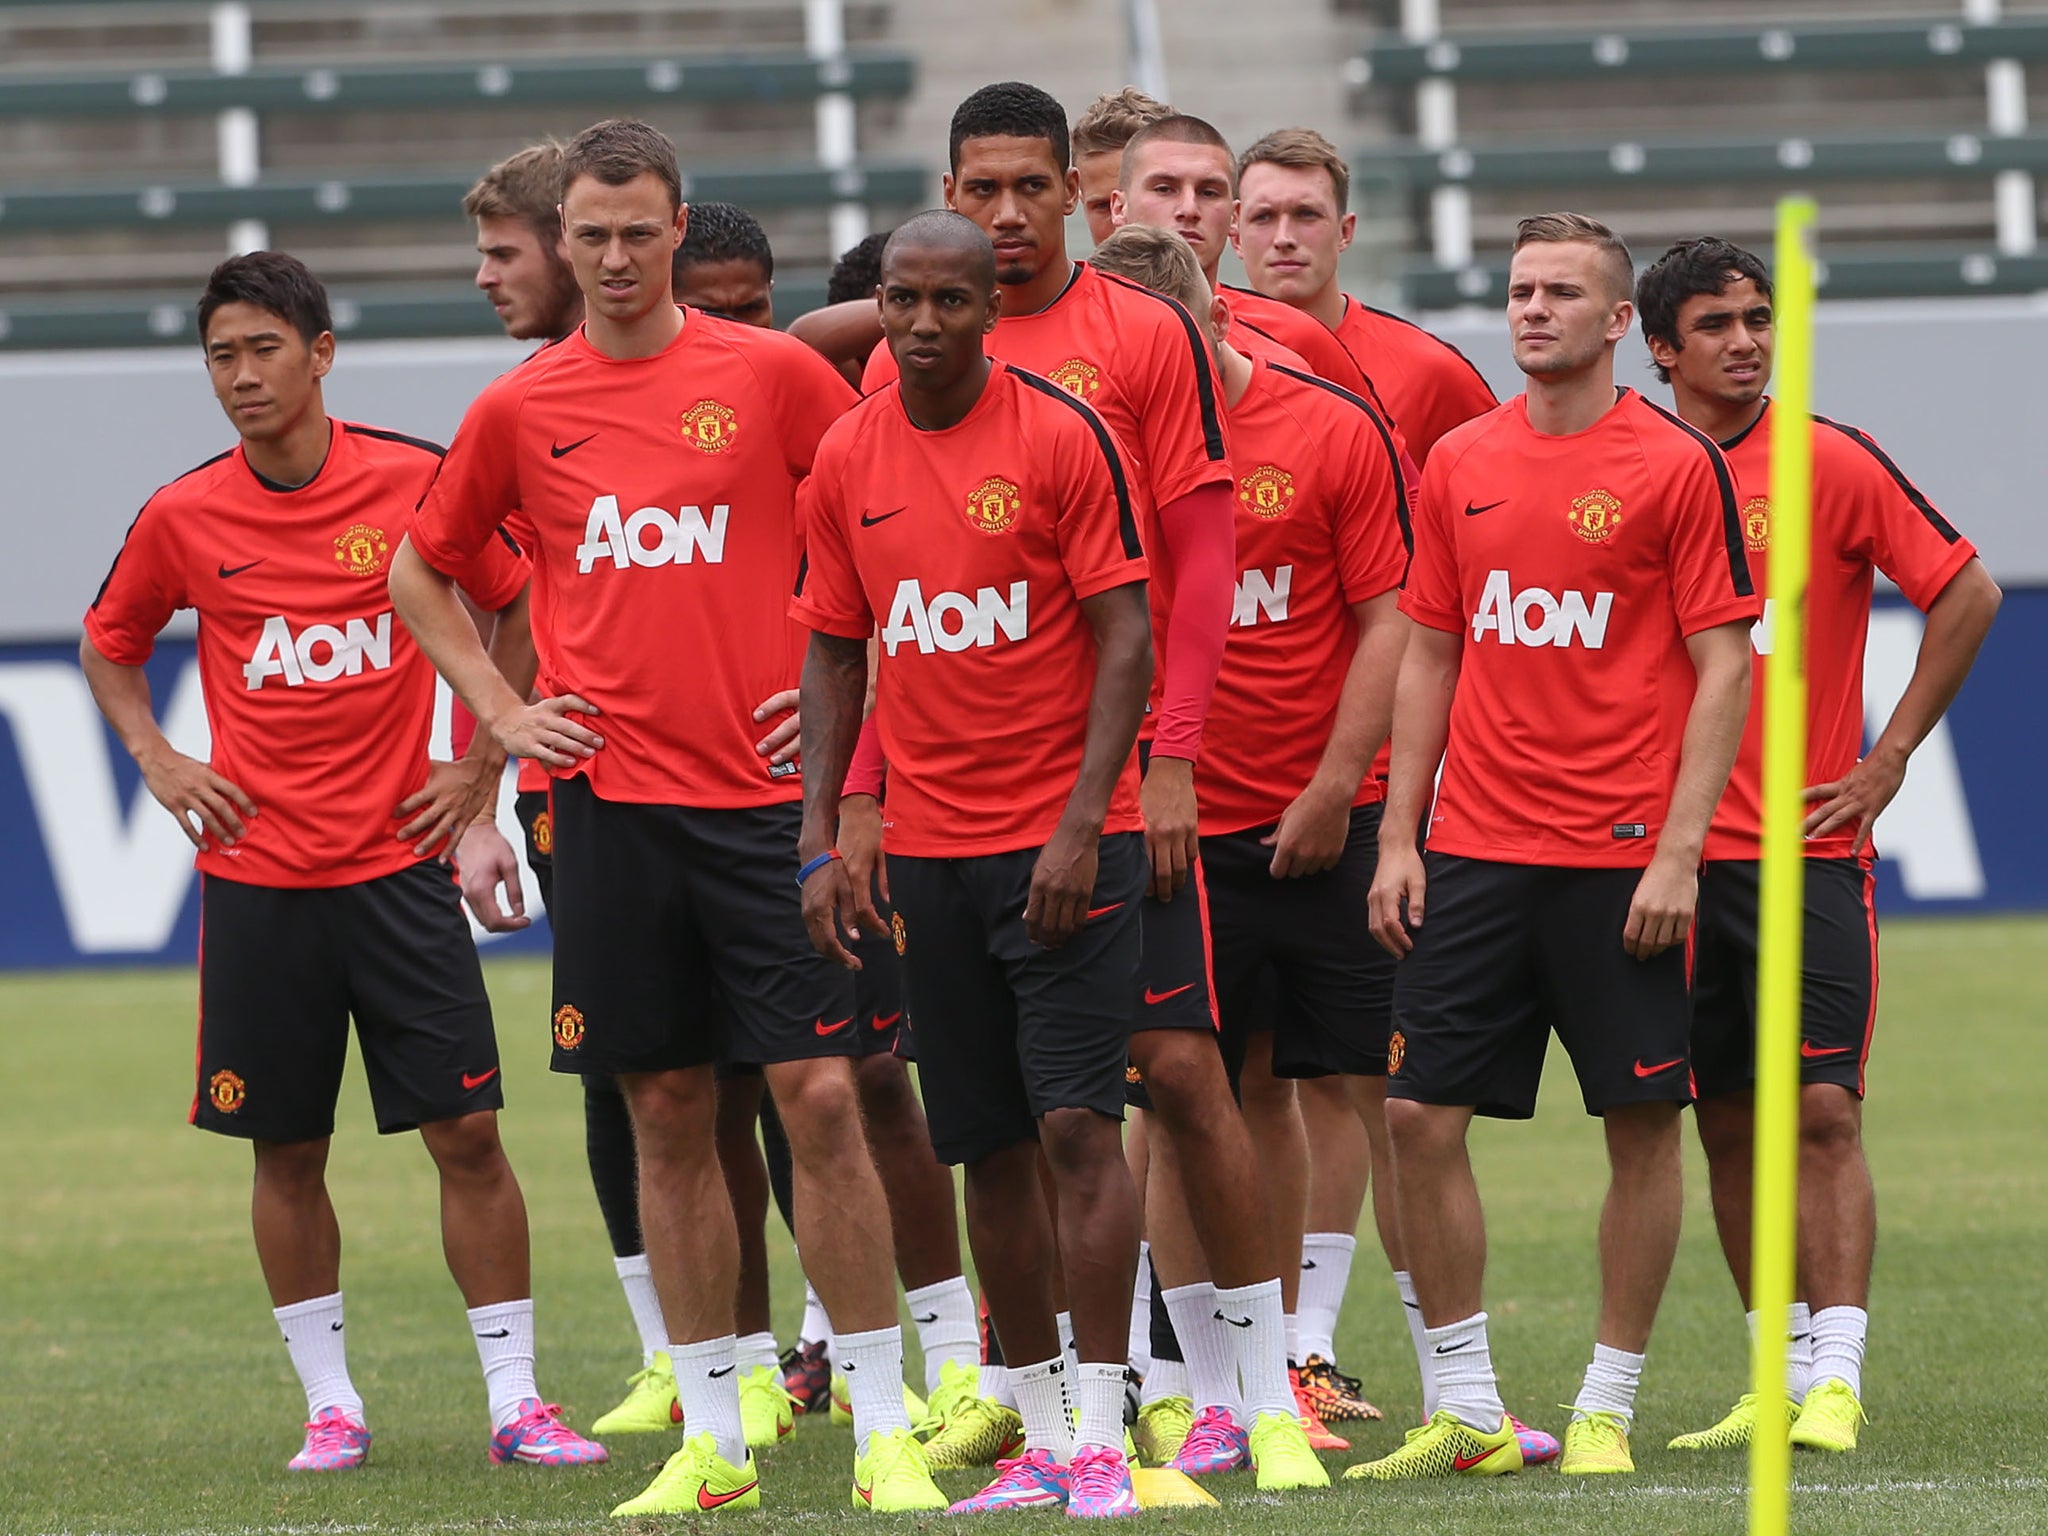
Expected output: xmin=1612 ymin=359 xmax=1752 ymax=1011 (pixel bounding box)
xmin=1129 ymin=1040 xmax=1226 ymax=1122
xmin=853 ymin=1052 xmax=919 ymax=1123
xmin=620 ymin=1068 xmax=717 ymax=1152
xmin=1798 ymin=1085 xmax=1862 ymax=1156
xmin=420 ymin=1110 xmax=507 ymax=1178
xmin=253 ymin=1136 xmax=329 ymax=1194
xmin=1037 ymin=1105 xmax=1121 ymax=1178
xmin=1693 ymin=1095 xmax=1752 ymax=1164
xmin=768 ymin=1060 xmax=863 ymax=1157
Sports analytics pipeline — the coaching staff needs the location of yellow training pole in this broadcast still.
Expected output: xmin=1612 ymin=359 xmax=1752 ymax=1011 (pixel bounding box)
xmin=1748 ymin=195 xmax=1818 ymax=1536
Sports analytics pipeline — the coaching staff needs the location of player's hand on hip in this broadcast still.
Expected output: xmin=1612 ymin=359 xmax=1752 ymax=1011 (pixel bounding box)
xmin=1623 ymin=852 xmax=1698 ymax=960
xmin=139 ymin=746 xmax=256 ymax=851
xmin=837 ymin=794 xmax=891 ymax=909
xmin=1264 ymin=777 xmax=1352 ymax=878
xmin=1368 ymin=841 xmax=1425 ymax=958
xmin=455 ymin=820 xmax=529 ymax=931
xmin=800 ymin=857 xmax=866 ymax=971
xmin=752 ymin=686 xmax=802 ymax=768
xmin=396 ymin=757 xmax=497 ymax=861
xmin=1026 ymin=822 xmax=1101 ymax=950
xmin=1801 ymin=747 xmax=1906 ymax=855
xmin=1140 ymin=755 xmax=1199 ymax=901
xmin=491 ymin=694 xmax=603 ymax=768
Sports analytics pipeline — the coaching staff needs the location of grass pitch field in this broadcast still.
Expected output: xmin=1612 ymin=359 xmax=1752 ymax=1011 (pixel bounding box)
xmin=7 ymin=916 xmax=2045 ymax=1534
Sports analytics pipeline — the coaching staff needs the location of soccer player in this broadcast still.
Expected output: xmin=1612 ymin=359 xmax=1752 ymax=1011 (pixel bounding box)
xmin=1637 ymin=237 xmax=2000 ymax=1454
xmin=468 ymin=140 xmax=582 ymax=344
xmin=1071 ymin=85 xmax=1173 ymax=243
xmin=827 ymin=229 xmax=891 ymax=304
xmin=80 ymin=251 xmax=604 ymax=1473
xmin=1355 ymin=213 xmax=1760 ymax=1480
xmin=1235 ymin=128 xmax=1497 ymax=464
xmin=672 ymin=200 xmax=776 ymax=326
xmin=389 ymin=119 xmax=942 ymax=1516
xmin=793 ymin=208 xmax=1155 ymax=1517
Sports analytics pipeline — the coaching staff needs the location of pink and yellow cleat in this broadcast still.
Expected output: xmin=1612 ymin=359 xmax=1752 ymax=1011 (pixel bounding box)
xmin=287 ymin=1407 xmax=371 ymax=1472
xmin=1066 ymin=1446 xmax=1142 ymax=1518
xmin=1512 ymin=1414 xmax=1562 ymax=1466
xmin=1166 ymin=1406 xmax=1250 ymax=1476
xmin=948 ymin=1449 xmax=1071 ymax=1512
xmin=487 ymin=1399 xmax=608 ymax=1466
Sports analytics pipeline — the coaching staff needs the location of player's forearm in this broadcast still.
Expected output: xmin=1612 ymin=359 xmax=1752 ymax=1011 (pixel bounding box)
xmin=1379 ymin=622 xmax=1456 ymax=845
xmin=483 ymin=588 xmax=540 ymax=713
xmin=1865 ymin=559 xmax=2000 ymax=772
xmin=389 ymin=538 xmax=526 ymax=730
xmin=1147 ymin=482 xmax=1235 ymax=763
xmin=1066 ymin=585 xmax=1155 ymax=831
xmin=79 ymin=639 xmax=172 ymax=766
xmin=796 ymin=632 xmax=869 ymax=862
xmin=786 ymin=300 xmax=885 ymax=373
xmin=1657 ymin=624 xmax=1754 ymax=864
xmin=1309 ymin=593 xmax=1404 ymax=795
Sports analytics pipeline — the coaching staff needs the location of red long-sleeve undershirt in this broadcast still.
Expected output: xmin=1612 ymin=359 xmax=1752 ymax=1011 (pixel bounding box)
xmin=1145 ymin=480 xmax=1236 ymax=764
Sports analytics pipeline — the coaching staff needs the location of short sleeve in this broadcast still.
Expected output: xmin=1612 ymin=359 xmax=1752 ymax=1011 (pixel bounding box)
xmin=1663 ymin=433 xmax=1763 ymax=635
xmin=451 ymin=524 xmax=531 ymax=613
xmin=410 ymin=379 xmax=524 ymax=576
xmin=860 ymin=339 xmax=898 ymax=397
xmin=788 ymin=434 xmax=873 ymax=640
xmin=1395 ymin=449 xmax=1464 ymax=633
xmin=83 ymin=495 xmax=186 ymax=664
xmin=1120 ymin=295 xmax=1232 ymax=508
xmin=1053 ymin=403 xmax=1150 ymax=601
xmin=1825 ymin=421 xmax=1977 ymax=611
xmin=1326 ymin=402 xmax=1412 ymax=606
xmin=760 ymin=336 xmax=859 ymax=477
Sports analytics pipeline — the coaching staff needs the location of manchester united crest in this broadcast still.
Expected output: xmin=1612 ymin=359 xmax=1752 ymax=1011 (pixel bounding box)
xmin=552 ymin=1003 xmax=586 ymax=1051
xmin=531 ymin=810 xmax=553 ymax=857
xmin=679 ymin=398 xmax=739 ymax=454
xmin=1567 ymin=489 xmax=1624 ymax=545
xmin=891 ymin=911 xmax=907 ymax=956
xmin=209 ymin=1068 xmax=246 ymax=1114
xmin=1742 ymin=495 xmax=1771 ymax=552
xmin=965 ymin=475 xmax=1023 ymax=535
xmin=332 ymin=522 xmax=389 ymax=577
xmin=1238 ymin=464 xmax=1297 ymax=520
xmin=1386 ymin=1031 xmax=1405 ymax=1076
xmin=1047 ymin=358 xmax=1102 ymax=399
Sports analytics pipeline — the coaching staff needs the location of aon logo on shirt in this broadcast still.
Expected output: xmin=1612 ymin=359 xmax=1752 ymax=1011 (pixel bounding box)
xmin=1232 ymin=566 xmax=1293 ymax=628
xmin=243 ymin=613 xmax=393 ymax=690
xmin=574 ymin=494 xmax=729 ymax=572
xmin=1470 ymin=569 xmax=1613 ymax=649
xmin=881 ymin=579 xmax=1028 ymax=656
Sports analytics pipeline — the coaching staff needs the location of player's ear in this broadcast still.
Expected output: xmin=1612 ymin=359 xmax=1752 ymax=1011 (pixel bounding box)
xmin=1108 ymin=187 xmax=1128 ymax=231
xmin=941 ymin=172 xmax=958 ymax=210
xmin=673 ymin=202 xmax=689 ymax=250
xmin=1607 ymin=299 xmax=1636 ymax=345
xmin=1062 ymin=165 xmax=1081 ymax=216
xmin=984 ymin=286 xmax=1002 ymax=332
xmin=1209 ymin=292 xmax=1230 ymax=337
xmin=1338 ymin=210 xmax=1357 ymax=251
xmin=309 ymin=330 xmax=336 ymax=379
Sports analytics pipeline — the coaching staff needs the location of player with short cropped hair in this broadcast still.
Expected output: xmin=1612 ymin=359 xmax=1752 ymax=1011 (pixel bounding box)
xmin=390 ymin=118 xmax=939 ymax=1517
xmin=827 ymin=229 xmax=891 ymax=304
xmin=1235 ymin=128 xmax=1496 ymax=464
xmin=1638 ymin=237 xmax=1999 ymax=1457
xmin=795 ymin=209 xmax=1156 ymax=1517
xmin=1354 ymin=213 xmax=1760 ymax=1481
xmin=1070 ymin=85 xmax=1173 ymax=242
xmin=81 ymin=250 xmax=604 ymax=1475
xmin=673 ymin=200 xmax=776 ymax=326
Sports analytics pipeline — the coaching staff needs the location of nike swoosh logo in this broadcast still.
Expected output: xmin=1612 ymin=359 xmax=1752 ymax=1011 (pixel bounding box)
xmin=1801 ymin=1041 xmax=1852 ymax=1059
xmin=1462 ymin=500 xmax=1506 ymax=517
xmin=871 ymin=1011 xmax=903 ymax=1032
xmin=476 ymin=1328 xmax=511 ymax=1339
xmin=330 ymin=1321 xmax=344 ymax=1331
xmin=860 ymin=507 xmax=907 ymax=527
xmin=815 ymin=1016 xmax=853 ymax=1036
xmin=914 ymin=1311 xmax=938 ymax=1324
xmin=462 ymin=1068 xmax=499 ymax=1090
xmin=1433 ymin=1340 xmax=1472 ymax=1355
xmin=1453 ymin=1449 xmax=1497 ymax=1470
xmin=670 ymin=1398 xmax=684 ymax=1423
xmin=217 ymin=559 xmax=266 ymax=578
xmin=1144 ymin=983 xmax=1195 ymax=1006
xmin=854 ymin=1481 xmax=873 ymax=1506
xmin=1633 ymin=1057 xmax=1685 ymax=1078
xmin=1085 ymin=902 xmax=1124 ymax=919
xmin=1213 ymin=1309 xmax=1253 ymax=1329
xmin=698 ymin=1479 xmax=757 ymax=1510
xmin=549 ymin=433 xmax=597 ymax=458
xmin=708 ymin=1364 xmax=735 ymax=1379
xmin=1301 ymin=1259 xmax=1318 ymax=1271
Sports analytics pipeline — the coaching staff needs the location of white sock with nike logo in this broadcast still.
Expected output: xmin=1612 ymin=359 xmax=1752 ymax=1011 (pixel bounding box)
xmin=671 ymin=1335 xmax=747 ymax=1465
xmin=467 ymin=1298 xmax=538 ymax=1430
xmin=1426 ymin=1312 xmax=1504 ymax=1431
xmin=1571 ymin=1342 xmax=1645 ymax=1425
xmin=1213 ymin=1278 xmax=1293 ymax=1420
xmin=275 ymin=1291 xmax=364 ymax=1422
xmin=837 ymin=1324 xmax=912 ymax=1457
xmin=903 ymin=1276 xmax=978 ymax=1392
xmin=1298 ymin=1233 xmax=1357 ymax=1364
xmin=1161 ymin=1282 xmax=1241 ymax=1419
xmin=1747 ymin=1302 xmax=1816 ymax=1400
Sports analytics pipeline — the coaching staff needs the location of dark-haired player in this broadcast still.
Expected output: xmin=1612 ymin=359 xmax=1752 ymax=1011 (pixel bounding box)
xmin=796 ymin=209 xmax=1155 ymax=1517
xmin=391 ymin=119 xmax=928 ymax=1516
xmin=1356 ymin=213 xmax=1759 ymax=1480
xmin=673 ymin=200 xmax=776 ymax=326
xmin=81 ymin=251 xmax=604 ymax=1473
xmin=828 ymin=230 xmax=891 ymax=305
xmin=1638 ymin=237 xmax=1999 ymax=1456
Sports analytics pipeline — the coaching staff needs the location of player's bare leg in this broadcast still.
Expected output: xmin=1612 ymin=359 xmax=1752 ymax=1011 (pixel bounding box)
xmin=1239 ymin=1035 xmax=1308 ymax=1311
xmin=714 ymin=1073 xmax=776 ymax=1339
xmin=419 ymin=1110 xmax=530 ymax=1305
xmin=1594 ymin=1103 xmax=1683 ymax=1354
xmin=855 ymin=1053 xmax=961 ymax=1291
xmin=1385 ymin=1100 xmax=1485 ymax=1326
xmin=1037 ymin=1107 xmax=1141 ymax=1365
xmin=619 ymin=1067 xmax=740 ymax=1344
xmin=762 ymin=1055 xmax=899 ymax=1333
xmin=251 ymin=1138 xmax=341 ymax=1305
xmin=965 ymin=1142 xmax=1063 ymax=1368
xmin=1128 ymin=1029 xmax=1273 ymax=1287
xmin=1347 ymin=1076 xmax=1403 ymax=1271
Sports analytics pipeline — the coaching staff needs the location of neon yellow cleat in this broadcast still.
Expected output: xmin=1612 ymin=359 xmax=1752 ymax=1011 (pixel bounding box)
xmin=920 ymin=1388 xmax=1024 ymax=1469
xmin=1790 ymin=1380 xmax=1866 ymax=1452
xmin=590 ymin=1351 xmax=680 ymax=1436
xmin=1248 ymin=1410 xmax=1331 ymax=1491
xmin=1132 ymin=1395 xmax=1193 ymax=1467
xmin=853 ymin=1426 xmax=949 ymax=1512
xmin=1342 ymin=1410 xmax=1522 ymax=1481
xmin=1668 ymin=1392 xmax=1798 ymax=1451
xmin=738 ymin=1363 xmax=796 ymax=1449
xmin=609 ymin=1432 xmax=759 ymax=1516
xmin=1559 ymin=1410 xmax=1634 ymax=1475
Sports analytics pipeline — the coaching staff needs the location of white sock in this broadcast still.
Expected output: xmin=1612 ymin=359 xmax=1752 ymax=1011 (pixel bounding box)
xmin=671 ymin=1335 xmax=747 ymax=1465
xmin=1128 ymin=1244 xmax=1155 ymax=1379
xmin=274 ymin=1292 xmax=364 ymax=1422
xmin=1055 ymin=1309 xmax=1080 ymax=1384
xmin=1297 ymin=1232 xmax=1357 ymax=1363
xmin=904 ymin=1277 xmax=980 ymax=1393
xmin=1572 ymin=1342 xmax=1646 ymax=1426
xmin=837 ymin=1324 xmax=912 ymax=1455
xmin=1141 ymin=1356 xmax=1189 ymax=1406
xmin=1427 ymin=1312 xmax=1504 ymax=1431
xmin=614 ymin=1254 xmax=667 ymax=1367
xmin=1162 ymin=1282 xmax=1239 ymax=1417
xmin=1789 ymin=1302 xmax=1815 ymax=1400
xmin=467 ymin=1299 xmax=540 ymax=1431
xmin=736 ymin=1330 xmax=779 ymax=1372
xmin=982 ymin=1361 xmax=1017 ymax=1409
xmin=1808 ymin=1306 xmax=1868 ymax=1398
xmin=1074 ymin=1361 xmax=1127 ymax=1454
xmin=1012 ymin=1356 xmax=1074 ymax=1461
xmin=799 ymin=1282 xmax=831 ymax=1353
xmin=1396 ymin=1271 xmax=1436 ymax=1419
xmin=1284 ymin=1312 xmax=1301 ymax=1367
xmin=1214 ymin=1279 xmax=1293 ymax=1421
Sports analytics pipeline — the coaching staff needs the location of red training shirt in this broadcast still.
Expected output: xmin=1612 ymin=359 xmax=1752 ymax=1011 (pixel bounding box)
xmin=410 ymin=312 xmax=856 ymax=808
xmin=1331 ymin=297 xmax=1497 ymax=466
xmin=1706 ymin=400 xmax=1978 ymax=863
xmin=1401 ymin=388 xmax=1761 ymax=867
xmin=793 ymin=360 xmax=1148 ymax=857
xmin=85 ymin=418 xmax=529 ymax=887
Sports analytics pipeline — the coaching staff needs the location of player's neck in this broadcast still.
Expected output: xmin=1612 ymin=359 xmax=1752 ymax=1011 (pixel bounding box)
xmin=242 ymin=406 xmax=332 ymax=488
xmin=1218 ymin=341 xmax=1254 ymax=408
xmin=1523 ymin=359 xmax=1622 ymax=436
xmin=1298 ymin=277 xmax=1346 ymax=331
xmin=1001 ymin=251 xmax=1076 ymax=318
xmin=901 ymin=355 xmax=994 ymax=432
xmin=1672 ymin=385 xmax=1766 ymax=446
xmin=584 ymin=294 xmax=684 ymax=360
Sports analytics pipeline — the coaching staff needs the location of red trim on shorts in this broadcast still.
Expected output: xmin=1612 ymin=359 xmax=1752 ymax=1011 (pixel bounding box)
xmin=1856 ymin=863 xmax=1880 ymax=1096
xmin=1190 ymin=856 xmax=1221 ymax=1032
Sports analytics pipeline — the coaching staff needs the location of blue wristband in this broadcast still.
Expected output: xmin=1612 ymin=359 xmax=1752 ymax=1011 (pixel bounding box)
xmin=797 ymin=849 xmax=842 ymax=887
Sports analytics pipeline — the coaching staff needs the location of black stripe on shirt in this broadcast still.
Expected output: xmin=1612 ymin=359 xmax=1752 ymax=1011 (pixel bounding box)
xmin=1815 ymin=414 xmax=1962 ymax=544
xmin=1012 ymin=368 xmax=1144 ymax=562
xmin=345 ymin=422 xmax=448 ymax=457
xmin=1641 ymin=395 xmax=1754 ymax=598
xmin=1093 ymin=269 xmax=1229 ymax=464
xmin=1268 ymin=363 xmax=1413 ymax=561
xmin=91 ymin=449 xmax=234 ymax=610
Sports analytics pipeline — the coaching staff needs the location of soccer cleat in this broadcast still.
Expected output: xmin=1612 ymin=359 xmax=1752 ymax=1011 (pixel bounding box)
xmin=286 ymin=1407 xmax=371 ymax=1472
xmin=1289 ymin=1367 xmax=1350 ymax=1451
xmin=1166 ymin=1405 xmax=1250 ymax=1476
xmin=1559 ymin=1410 xmax=1633 ymax=1475
xmin=1296 ymin=1353 xmax=1383 ymax=1422
xmin=1789 ymin=1379 xmax=1866 ymax=1453
xmin=488 ymin=1399 xmax=607 ymax=1466
xmin=947 ymin=1448 xmax=1071 ymax=1512
xmin=738 ymin=1362 xmax=797 ymax=1449
xmin=1248 ymin=1409 xmax=1331 ymax=1491
xmin=920 ymin=1363 xmax=1026 ymax=1470
xmin=592 ymin=1351 xmax=681 ymax=1436
xmin=1342 ymin=1409 xmax=1522 ymax=1480
xmin=830 ymin=1373 xmax=927 ymax=1426
xmin=1511 ymin=1414 xmax=1561 ymax=1465
xmin=1668 ymin=1392 xmax=1797 ymax=1451
xmin=1065 ymin=1445 xmax=1141 ymax=1519
xmin=853 ymin=1426 xmax=949 ymax=1512
xmin=1132 ymin=1394 xmax=1194 ymax=1465
xmin=781 ymin=1340 xmax=832 ymax=1415
xmin=609 ymin=1432 xmax=759 ymax=1516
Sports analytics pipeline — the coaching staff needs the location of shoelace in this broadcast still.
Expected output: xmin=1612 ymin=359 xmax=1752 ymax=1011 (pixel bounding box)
xmin=1068 ymin=1447 xmax=1126 ymax=1499
xmin=507 ymin=1402 xmax=570 ymax=1439
xmin=302 ymin=1413 xmax=363 ymax=1451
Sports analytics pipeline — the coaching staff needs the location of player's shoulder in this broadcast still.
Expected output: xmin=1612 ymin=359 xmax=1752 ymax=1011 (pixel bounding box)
xmin=1809 ymin=410 xmax=1902 ymax=476
xmin=140 ymin=445 xmax=241 ymax=514
xmin=338 ymin=420 xmax=447 ymax=466
xmin=814 ymin=379 xmax=899 ymax=459
xmin=1626 ymin=391 xmax=1736 ymax=475
xmin=1090 ymin=265 xmax=1202 ymax=344
xmin=1350 ymin=300 xmax=1492 ymax=380
xmin=1427 ymin=397 xmax=1521 ymax=475
xmin=694 ymin=309 xmax=849 ymax=384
